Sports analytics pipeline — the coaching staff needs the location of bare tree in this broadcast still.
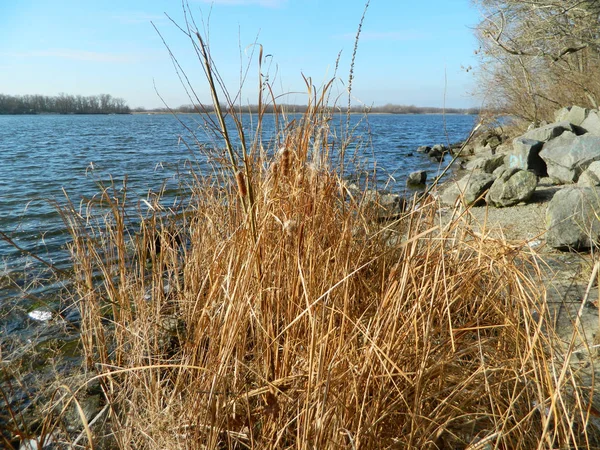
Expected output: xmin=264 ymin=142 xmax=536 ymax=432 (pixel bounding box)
xmin=473 ymin=0 xmax=600 ymax=123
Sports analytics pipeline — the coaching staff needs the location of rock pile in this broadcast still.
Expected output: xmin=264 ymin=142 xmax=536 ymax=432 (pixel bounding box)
xmin=433 ymin=105 xmax=600 ymax=250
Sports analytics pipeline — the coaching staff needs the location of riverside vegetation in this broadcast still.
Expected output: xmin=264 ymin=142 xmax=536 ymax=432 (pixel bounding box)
xmin=4 ymin=9 xmax=600 ymax=450
xmin=0 ymin=93 xmax=131 ymax=115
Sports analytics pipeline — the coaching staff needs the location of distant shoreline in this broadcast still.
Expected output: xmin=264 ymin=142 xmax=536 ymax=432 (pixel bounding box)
xmin=132 ymin=111 xmax=477 ymax=116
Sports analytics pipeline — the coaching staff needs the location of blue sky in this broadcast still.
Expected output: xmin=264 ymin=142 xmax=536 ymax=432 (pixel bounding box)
xmin=0 ymin=1 xmax=481 ymax=109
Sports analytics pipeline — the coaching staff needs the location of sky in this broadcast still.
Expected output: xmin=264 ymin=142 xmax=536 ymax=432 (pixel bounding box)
xmin=0 ymin=0 xmax=482 ymax=109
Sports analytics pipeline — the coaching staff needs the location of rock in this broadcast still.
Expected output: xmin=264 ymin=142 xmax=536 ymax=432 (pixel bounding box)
xmin=428 ymin=144 xmax=447 ymax=162
xmin=523 ymin=121 xmax=573 ymax=143
xmin=465 ymin=154 xmax=505 ymax=174
xmin=344 ymin=182 xmax=361 ymax=197
xmin=486 ymin=168 xmax=538 ymax=207
xmin=505 ymin=137 xmax=546 ymax=176
xmin=361 ymin=189 xmax=407 ymax=216
xmin=555 ymin=105 xmax=589 ymax=126
xmin=578 ymin=170 xmax=600 ymax=187
xmin=581 ymin=110 xmax=600 ymax=136
xmin=494 ymin=142 xmax=512 ymax=154
xmin=63 ymin=394 xmax=103 ymax=432
xmin=539 ymin=133 xmax=600 ymax=183
xmin=441 ymin=173 xmax=495 ymax=206
xmin=493 ymin=165 xmax=507 ymax=178
xmin=407 ymin=170 xmax=427 ymax=185
xmin=27 ymin=309 xmax=53 ymax=322
xmin=416 ymin=145 xmax=431 ymax=153
xmin=479 ymin=128 xmax=504 ymax=148
xmin=465 ymin=142 xmax=486 ymax=156
xmin=19 ymin=433 xmax=59 ymax=450
xmin=380 ymin=193 xmax=406 ymax=210
xmin=546 ymin=187 xmax=600 ymax=249
xmin=554 ymin=107 xmax=570 ymax=123
xmin=539 ymin=176 xmax=563 ymax=186
xmin=486 ymin=134 xmax=502 ymax=150
xmin=578 ymin=161 xmax=600 ymax=187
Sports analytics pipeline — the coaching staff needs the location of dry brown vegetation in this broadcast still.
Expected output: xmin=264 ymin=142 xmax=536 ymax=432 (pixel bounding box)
xmin=57 ymin=113 xmax=600 ymax=448
xmin=6 ymin=6 xmax=600 ymax=448
xmin=47 ymin=17 xmax=600 ymax=448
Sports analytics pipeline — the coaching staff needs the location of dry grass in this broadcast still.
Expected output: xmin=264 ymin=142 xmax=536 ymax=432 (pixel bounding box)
xmin=57 ymin=108 xmax=599 ymax=450
xmin=48 ymin=9 xmax=600 ymax=449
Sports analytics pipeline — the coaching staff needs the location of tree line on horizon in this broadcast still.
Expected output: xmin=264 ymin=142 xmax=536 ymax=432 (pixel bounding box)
xmin=135 ymin=103 xmax=479 ymax=115
xmin=0 ymin=93 xmax=131 ymax=115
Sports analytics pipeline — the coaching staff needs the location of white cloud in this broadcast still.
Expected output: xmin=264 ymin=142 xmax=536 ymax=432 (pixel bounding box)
xmin=196 ymin=0 xmax=286 ymax=7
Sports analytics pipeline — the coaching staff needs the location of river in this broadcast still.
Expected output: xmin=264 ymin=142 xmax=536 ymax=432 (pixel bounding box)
xmin=0 ymin=112 xmax=476 ymax=310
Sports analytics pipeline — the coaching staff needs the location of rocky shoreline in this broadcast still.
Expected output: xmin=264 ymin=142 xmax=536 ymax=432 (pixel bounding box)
xmin=402 ymin=105 xmax=600 ymax=249
xmin=6 ymin=107 xmax=600 ymax=447
xmin=420 ymin=106 xmax=600 ymax=424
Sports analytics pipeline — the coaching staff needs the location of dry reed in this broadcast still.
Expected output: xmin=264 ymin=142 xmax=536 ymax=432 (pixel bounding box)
xmin=50 ymin=7 xmax=600 ymax=449
xmin=56 ymin=105 xmax=598 ymax=450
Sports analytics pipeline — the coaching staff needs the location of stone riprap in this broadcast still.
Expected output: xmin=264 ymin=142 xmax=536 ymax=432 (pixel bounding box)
xmin=465 ymin=154 xmax=505 ymax=174
xmin=505 ymin=137 xmax=546 ymax=176
xmin=577 ymin=161 xmax=600 ymax=187
xmin=546 ymin=187 xmax=600 ymax=250
xmin=554 ymin=106 xmax=589 ymax=127
xmin=486 ymin=168 xmax=538 ymax=207
xmin=539 ymin=133 xmax=600 ymax=183
xmin=581 ymin=110 xmax=600 ymax=136
xmin=522 ymin=121 xmax=574 ymax=143
xmin=441 ymin=173 xmax=495 ymax=206
xmin=407 ymin=170 xmax=427 ymax=185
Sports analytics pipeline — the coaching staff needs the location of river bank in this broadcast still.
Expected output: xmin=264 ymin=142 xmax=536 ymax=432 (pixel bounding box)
xmin=4 ymin=106 xmax=600 ymax=448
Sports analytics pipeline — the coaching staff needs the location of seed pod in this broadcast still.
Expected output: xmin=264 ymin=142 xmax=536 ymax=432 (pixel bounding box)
xmin=279 ymin=147 xmax=290 ymax=178
xmin=235 ymin=170 xmax=247 ymax=197
xmin=270 ymin=161 xmax=278 ymax=182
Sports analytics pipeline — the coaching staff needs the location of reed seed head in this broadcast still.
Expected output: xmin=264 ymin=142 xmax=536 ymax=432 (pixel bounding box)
xmin=235 ymin=170 xmax=247 ymax=197
xmin=279 ymin=146 xmax=290 ymax=177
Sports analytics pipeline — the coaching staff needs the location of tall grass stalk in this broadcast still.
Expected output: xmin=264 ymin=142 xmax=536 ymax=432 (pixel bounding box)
xmin=54 ymin=9 xmax=598 ymax=450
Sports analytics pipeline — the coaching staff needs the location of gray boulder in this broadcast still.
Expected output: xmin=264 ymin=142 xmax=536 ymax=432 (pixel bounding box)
xmin=379 ymin=193 xmax=406 ymax=213
xmin=555 ymin=106 xmax=589 ymax=126
xmin=465 ymin=154 xmax=505 ymax=174
xmin=493 ymin=165 xmax=507 ymax=178
xmin=441 ymin=173 xmax=495 ymax=206
xmin=407 ymin=170 xmax=427 ymax=185
xmin=429 ymin=144 xmax=447 ymax=162
xmin=486 ymin=168 xmax=538 ymax=207
xmin=523 ymin=121 xmax=573 ymax=143
xmin=416 ymin=145 xmax=431 ymax=153
xmin=546 ymin=187 xmax=600 ymax=250
xmin=505 ymin=137 xmax=546 ymax=176
xmin=486 ymin=134 xmax=502 ymax=150
xmin=581 ymin=110 xmax=600 ymax=136
xmin=578 ymin=161 xmax=600 ymax=187
xmin=539 ymin=133 xmax=600 ymax=183
xmin=360 ymin=189 xmax=406 ymax=216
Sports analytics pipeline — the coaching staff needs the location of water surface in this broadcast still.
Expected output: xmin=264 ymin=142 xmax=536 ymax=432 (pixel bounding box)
xmin=0 ymin=113 xmax=476 ymax=306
